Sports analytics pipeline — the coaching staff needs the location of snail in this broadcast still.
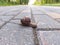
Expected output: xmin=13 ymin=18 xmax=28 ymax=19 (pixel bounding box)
xmin=21 ymin=16 xmax=37 ymax=28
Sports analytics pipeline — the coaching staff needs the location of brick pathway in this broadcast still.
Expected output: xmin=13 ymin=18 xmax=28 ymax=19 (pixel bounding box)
xmin=0 ymin=5 xmax=60 ymax=45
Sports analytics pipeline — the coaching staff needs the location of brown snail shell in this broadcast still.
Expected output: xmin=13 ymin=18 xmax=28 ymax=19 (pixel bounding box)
xmin=21 ymin=16 xmax=31 ymax=26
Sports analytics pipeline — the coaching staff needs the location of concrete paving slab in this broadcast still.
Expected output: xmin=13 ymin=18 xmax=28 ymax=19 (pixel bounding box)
xmin=14 ymin=10 xmax=31 ymax=19
xmin=41 ymin=7 xmax=60 ymax=14
xmin=0 ymin=20 xmax=5 ymax=27
xmin=4 ymin=11 xmax=20 ymax=16
xmin=0 ymin=6 xmax=60 ymax=45
xmin=0 ymin=6 xmax=27 ymax=16
xmin=0 ymin=16 xmax=13 ymax=22
xmin=0 ymin=23 xmax=34 ymax=45
xmin=10 ymin=19 xmax=21 ymax=24
xmin=55 ymin=18 xmax=60 ymax=22
xmin=33 ymin=15 xmax=60 ymax=28
xmin=45 ymin=12 xmax=60 ymax=19
xmin=37 ymin=31 xmax=60 ymax=45
xmin=32 ymin=10 xmax=46 ymax=15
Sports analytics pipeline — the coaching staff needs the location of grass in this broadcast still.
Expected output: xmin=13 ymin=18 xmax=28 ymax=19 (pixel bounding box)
xmin=34 ymin=1 xmax=42 ymax=6
xmin=34 ymin=1 xmax=60 ymax=6
xmin=0 ymin=0 xmax=28 ymax=6
xmin=0 ymin=2 xmax=20 ymax=6
xmin=44 ymin=3 xmax=60 ymax=6
xmin=35 ymin=3 xmax=60 ymax=6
